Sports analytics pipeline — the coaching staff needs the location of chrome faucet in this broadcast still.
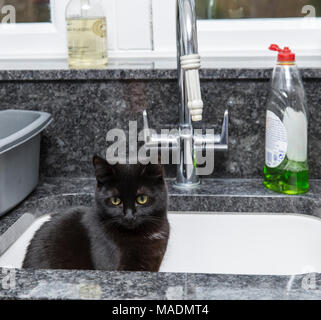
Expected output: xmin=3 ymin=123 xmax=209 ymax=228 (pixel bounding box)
xmin=143 ymin=0 xmax=228 ymax=188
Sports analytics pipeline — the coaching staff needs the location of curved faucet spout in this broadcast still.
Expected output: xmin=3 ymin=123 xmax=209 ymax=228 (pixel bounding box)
xmin=175 ymin=0 xmax=202 ymax=186
xmin=177 ymin=0 xmax=199 ymax=56
xmin=142 ymin=1 xmax=229 ymax=189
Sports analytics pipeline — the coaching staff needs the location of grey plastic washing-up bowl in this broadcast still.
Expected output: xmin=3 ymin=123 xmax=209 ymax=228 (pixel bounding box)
xmin=0 ymin=110 xmax=52 ymax=217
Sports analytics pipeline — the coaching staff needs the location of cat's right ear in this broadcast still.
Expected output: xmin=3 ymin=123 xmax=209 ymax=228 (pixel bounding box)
xmin=93 ymin=155 xmax=115 ymax=185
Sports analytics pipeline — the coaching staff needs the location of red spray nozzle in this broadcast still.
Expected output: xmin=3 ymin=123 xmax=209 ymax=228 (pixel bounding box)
xmin=269 ymin=44 xmax=295 ymax=62
xmin=269 ymin=44 xmax=282 ymax=52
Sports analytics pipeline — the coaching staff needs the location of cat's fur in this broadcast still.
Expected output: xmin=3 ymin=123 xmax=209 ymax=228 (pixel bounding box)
xmin=23 ymin=156 xmax=169 ymax=271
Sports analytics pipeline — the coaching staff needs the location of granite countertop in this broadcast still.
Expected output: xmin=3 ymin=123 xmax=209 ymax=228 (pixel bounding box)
xmin=1 ymin=67 xmax=321 ymax=81
xmin=0 ymin=57 xmax=321 ymax=81
xmin=1 ymin=177 xmax=321 ymax=300
xmin=1 ymin=58 xmax=321 ymax=300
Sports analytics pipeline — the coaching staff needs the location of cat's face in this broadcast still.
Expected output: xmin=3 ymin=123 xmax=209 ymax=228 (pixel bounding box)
xmin=93 ymin=156 xmax=167 ymax=230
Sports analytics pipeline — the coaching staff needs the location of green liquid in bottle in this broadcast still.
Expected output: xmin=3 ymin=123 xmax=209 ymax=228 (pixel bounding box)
xmin=264 ymin=158 xmax=309 ymax=195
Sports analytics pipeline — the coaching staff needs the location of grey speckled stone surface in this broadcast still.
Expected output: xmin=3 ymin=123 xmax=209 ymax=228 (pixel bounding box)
xmin=1 ymin=67 xmax=321 ymax=300
xmin=1 ymin=178 xmax=321 ymax=300
xmin=0 ymin=68 xmax=320 ymax=179
xmin=1 ymin=67 xmax=321 ymax=81
xmin=1 ymin=270 xmax=321 ymax=300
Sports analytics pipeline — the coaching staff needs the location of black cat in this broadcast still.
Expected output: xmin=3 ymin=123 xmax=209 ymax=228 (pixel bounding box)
xmin=23 ymin=156 xmax=169 ymax=271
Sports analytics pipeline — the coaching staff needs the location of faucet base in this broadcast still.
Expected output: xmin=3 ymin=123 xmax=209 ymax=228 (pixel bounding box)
xmin=173 ymin=180 xmax=201 ymax=189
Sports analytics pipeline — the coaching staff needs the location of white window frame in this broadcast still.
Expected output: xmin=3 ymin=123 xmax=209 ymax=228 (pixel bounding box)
xmin=1 ymin=0 xmax=320 ymax=66
xmin=0 ymin=0 xmax=68 ymax=60
xmin=152 ymin=0 xmax=321 ymax=65
xmin=0 ymin=0 xmax=153 ymax=61
xmin=197 ymin=17 xmax=321 ymax=58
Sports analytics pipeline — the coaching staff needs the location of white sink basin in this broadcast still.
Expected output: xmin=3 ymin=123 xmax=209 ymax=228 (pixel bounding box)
xmin=1 ymin=212 xmax=321 ymax=275
xmin=161 ymin=213 xmax=321 ymax=275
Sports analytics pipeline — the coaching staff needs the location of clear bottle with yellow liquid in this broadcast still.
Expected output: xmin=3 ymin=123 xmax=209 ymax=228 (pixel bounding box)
xmin=66 ymin=0 xmax=108 ymax=69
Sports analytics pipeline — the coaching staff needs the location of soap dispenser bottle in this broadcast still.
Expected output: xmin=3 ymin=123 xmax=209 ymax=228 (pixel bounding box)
xmin=66 ymin=0 xmax=108 ymax=69
xmin=264 ymin=44 xmax=309 ymax=194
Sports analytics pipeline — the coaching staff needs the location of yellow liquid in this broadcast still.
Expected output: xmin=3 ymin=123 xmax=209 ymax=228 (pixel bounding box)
xmin=67 ymin=17 xmax=108 ymax=69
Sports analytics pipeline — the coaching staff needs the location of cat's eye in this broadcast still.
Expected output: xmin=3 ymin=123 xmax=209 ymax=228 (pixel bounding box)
xmin=136 ymin=195 xmax=149 ymax=205
xmin=110 ymin=197 xmax=122 ymax=206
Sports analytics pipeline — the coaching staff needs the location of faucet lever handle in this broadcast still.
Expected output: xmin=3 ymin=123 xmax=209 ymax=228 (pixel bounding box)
xmin=220 ymin=110 xmax=229 ymax=146
xmin=143 ymin=110 xmax=151 ymax=143
xmin=214 ymin=110 xmax=229 ymax=152
xmin=142 ymin=110 xmax=180 ymax=149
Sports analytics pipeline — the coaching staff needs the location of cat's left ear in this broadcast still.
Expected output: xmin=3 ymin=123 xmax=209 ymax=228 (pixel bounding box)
xmin=93 ymin=155 xmax=115 ymax=185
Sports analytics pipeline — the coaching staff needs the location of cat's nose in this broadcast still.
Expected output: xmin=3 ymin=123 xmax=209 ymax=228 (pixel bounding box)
xmin=124 ymin=209 xmax=136 ymax=220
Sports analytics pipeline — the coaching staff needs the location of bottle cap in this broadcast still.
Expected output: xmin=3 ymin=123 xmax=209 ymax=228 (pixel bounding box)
xmin=269 ymin=44 xmax=296 ymax=62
